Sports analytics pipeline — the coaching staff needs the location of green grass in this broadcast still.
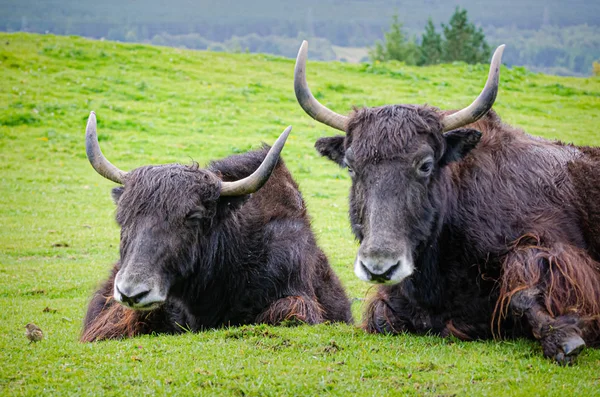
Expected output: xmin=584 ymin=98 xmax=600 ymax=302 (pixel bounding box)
xmin=1 ymin=33 xmax=600 ymax=396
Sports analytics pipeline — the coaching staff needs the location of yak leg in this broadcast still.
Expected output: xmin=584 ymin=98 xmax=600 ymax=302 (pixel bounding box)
xmin=498 ymin=237 xmax=600 ymax=364
xmin=363 ymin=285 xmax=442 ymax=335
xmin=365 ymin=285 xmax=490 ymax=339
xmin=256 ymin=295 xmax=324 ymax=325
xmin=510 ymin=288 xmax=585 ymax=365
xmin=364 ymin=288 xmax=412 ymax=334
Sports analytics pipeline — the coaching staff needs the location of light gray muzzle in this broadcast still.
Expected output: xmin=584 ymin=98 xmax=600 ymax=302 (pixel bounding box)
xmin=113 ymin=269 xmax=166 ymax=310
xmin=354 ymin=248 xmax=414 ymax=284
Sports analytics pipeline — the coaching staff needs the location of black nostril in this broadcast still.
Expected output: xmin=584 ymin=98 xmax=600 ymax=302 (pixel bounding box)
xmin=383 ymin=262 xmax=400 ymax=279
xmin=131 ymin=290 xmax=150 ymax=304
xmin=118 ymin=287 xmax=150 ymax=305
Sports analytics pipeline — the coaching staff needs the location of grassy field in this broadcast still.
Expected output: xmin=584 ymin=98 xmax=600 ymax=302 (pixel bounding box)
xmin=1 ymin=33 xmax=599 ymax=396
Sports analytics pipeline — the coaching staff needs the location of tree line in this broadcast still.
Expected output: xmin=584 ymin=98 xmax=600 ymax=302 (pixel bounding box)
xmin=370 ymin=8 xmax=491 ymax=66
xmin=369 ymin=8 xmax=599 ymax=76
xmin=4 ymin=0 xmax=599 ymax=48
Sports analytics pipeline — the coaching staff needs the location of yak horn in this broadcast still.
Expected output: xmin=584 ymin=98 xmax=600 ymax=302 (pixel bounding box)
xmin=294 ymin=41 xmax=348 ymax=132
xmin=220 ymin=126 xmax=292 ymax=196
xmin=85 ymin=111 xmax=128 ymax=184
xmin=441 ymin=45 xmax=505 ymax=132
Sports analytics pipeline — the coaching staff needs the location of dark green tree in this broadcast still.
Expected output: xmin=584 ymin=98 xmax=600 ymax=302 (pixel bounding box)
xmin=441 ymin=7 xmax=490 ymax=64
xmin=369 ymin=14 xmax=418 ymax=65
xmin=419 ymin=17 xmax=442 ymax=65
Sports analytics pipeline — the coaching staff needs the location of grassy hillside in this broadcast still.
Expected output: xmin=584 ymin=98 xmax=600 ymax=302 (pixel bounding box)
xmin=1 ymin=33 xmax=599 ymax=396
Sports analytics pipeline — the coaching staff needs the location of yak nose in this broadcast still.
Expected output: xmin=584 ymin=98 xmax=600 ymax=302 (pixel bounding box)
xmin=116 ymin=285 xmax=150 ymax=306
xmin=359 ymin=260 xmax=400 ymax=283
xmin=355 ymin=248 xmax=414 ymax=284
xmin=113 ymin=270 xmax=167 ymax=309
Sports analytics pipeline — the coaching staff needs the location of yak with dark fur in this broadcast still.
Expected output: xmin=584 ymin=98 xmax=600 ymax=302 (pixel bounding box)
xmin=294 ymin=41 xmax=600 ymax=364
xmin=81 ymin=113 xmax=351 ymax=342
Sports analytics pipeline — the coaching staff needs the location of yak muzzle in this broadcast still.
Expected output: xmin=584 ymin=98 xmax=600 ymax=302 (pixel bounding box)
xmin=113 ymin=271 xmax=167 ymax=310
xmin=354 ymin=249 xmax=414 ymax=285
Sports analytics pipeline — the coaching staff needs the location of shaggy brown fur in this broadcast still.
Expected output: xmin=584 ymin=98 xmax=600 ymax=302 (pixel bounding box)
xmin=256 ymin=295 xmax=325 ymax=324
xmin=568 ymin=148 xmax=600 ymax=260
xmin=496 ymin=235 xmax=600 ymax=320
xmin=495 ymin=235 xmax=600 ymax=348
xmin=82 ymin=298 xmax=146 ymax=342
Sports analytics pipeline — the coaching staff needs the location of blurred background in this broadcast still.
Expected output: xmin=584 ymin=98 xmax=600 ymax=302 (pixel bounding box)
xmin=1 ymin=1 xmax=599 ymax=75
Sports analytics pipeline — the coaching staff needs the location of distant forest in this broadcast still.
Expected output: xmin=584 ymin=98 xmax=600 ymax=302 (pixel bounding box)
xmin=2 ymin=0 xmax=599 ymax=75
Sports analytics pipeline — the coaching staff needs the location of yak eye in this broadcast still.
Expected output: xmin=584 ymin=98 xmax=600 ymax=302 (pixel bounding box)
xmin=344 ymin=149 xmax=356 ymax=177
xmin=344 ymin=159 xmax=356 ymax=177
xmin=417 ymin=158 xmax=434 ymax=177
xmin=352 ymin=223 xmax=364 ymax=241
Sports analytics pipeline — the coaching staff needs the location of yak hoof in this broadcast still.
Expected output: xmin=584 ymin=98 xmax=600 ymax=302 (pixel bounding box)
xmin=372 ymin=316 xmax=394 ymax=334
xmin=561 ymin=335 xmax=585 ymax=357
xmin=554 ymin=335 xmax=585 ymax=366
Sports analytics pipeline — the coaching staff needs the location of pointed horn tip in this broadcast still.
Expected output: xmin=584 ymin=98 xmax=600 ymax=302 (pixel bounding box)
xmin=272 ymin=126 xmax=292 ymax=149
xmin=493 ymin=45 xmax=505 ymax=59
xmin=86 ymin=113 xmax=97 ymax=131
xmin=86 ymin=113 xmax=97 ymax=133
xmin=297 ymin=40 xmax=308 ymax=58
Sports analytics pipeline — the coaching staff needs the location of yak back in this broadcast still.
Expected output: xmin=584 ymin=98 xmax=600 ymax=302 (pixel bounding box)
xmin=209 ymin=145 xmax=307 ymax=223
xmin=188 ymin=146 xmax=350 ymax=326
xmin=443 ymin=110 xmax=586 ymax=262
xmin=568 ymin=146 xmax=600 ymax=260
xmin=209 ymin=146 xmax=353 ymax=321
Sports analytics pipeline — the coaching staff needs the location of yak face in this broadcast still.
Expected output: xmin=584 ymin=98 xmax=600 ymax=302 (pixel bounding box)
xmin=294 ymin=41 xmax=502 ymax=285
xmin=316 ymin=105 xmax=481 ymax=284
xmin=111 ymin=164 xmax=233 ymax=310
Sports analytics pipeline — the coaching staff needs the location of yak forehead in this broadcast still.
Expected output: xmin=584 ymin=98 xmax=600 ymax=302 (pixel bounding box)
xmin=347 ymin=105 xmax=444 ymax=164
xmin=117 ymin=164 xmax=220 ymax=222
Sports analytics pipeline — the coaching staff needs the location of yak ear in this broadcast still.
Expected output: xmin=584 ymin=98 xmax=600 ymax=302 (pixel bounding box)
xmin=440 ymin=128 xmax=482 ymax=166
xmin=111 ymin=186 xmax=124 ymax=205
xmin=315 ymin=135 xmax=346 ymax=166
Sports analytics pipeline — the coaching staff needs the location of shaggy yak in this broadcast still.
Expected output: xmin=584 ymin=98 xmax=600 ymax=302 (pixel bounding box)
xmin=294 ymin=41 xmax=600 ymax=364
xmin=81 ymin=112 xmax=352 ymax=342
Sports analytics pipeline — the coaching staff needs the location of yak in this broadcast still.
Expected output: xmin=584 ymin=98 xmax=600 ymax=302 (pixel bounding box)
xmin=81 ymin=112 xmax=352 ymax=342
xmin=293 ymin=41 xmax=600 ymax=364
